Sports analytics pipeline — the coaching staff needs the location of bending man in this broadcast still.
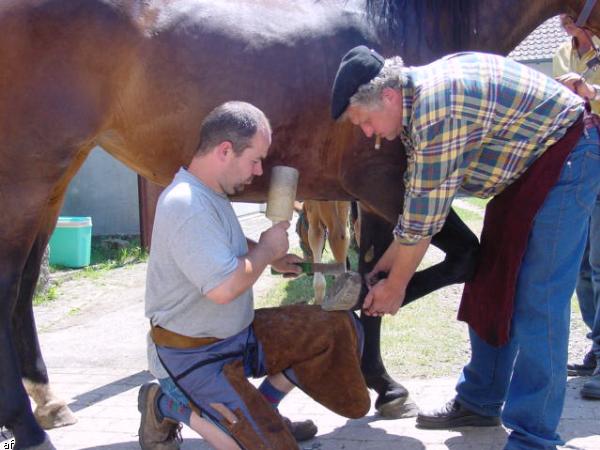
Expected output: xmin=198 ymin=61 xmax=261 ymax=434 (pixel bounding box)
xmin=331 ymin=46 xmax=600 ymax=450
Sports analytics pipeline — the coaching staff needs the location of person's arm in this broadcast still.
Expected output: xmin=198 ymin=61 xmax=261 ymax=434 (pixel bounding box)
xmin=206 ymin=221 xmax=290 ymax=304
xmin=247 ymin=236 xmax=303 ymax=276
xmin=577 ymin=81 xmax=600 ymax=101
xmin=556 ymin=72 xmax=600 ymax=100
xmin=364 ymin=118 xmax=483 ymax=316
xmin=363 ymin=237 xmax=431 ymax=316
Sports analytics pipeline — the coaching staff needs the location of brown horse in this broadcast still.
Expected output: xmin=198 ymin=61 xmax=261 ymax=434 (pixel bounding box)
xmin=297 ymin=200 xmax=352 ymax=303
xmin=2 ymin=1 xmax=599 ymax=448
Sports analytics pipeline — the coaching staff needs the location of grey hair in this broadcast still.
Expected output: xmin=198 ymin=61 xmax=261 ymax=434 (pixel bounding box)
xmin=196 ymin=101 xmax=271 ymax=156
xmin=349 ymin=56 xmax=406 ymax=109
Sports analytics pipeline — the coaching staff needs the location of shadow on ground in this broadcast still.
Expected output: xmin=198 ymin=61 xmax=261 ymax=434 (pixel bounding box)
xmin=308 ymin=416 xmax=426 ymax=449
xmin=68 ymin=370 xmax=152 ymax=413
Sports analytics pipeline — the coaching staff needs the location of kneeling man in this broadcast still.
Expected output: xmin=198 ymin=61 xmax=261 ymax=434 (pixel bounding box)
xmin=139 ymin=101 xmax=370 ymax=450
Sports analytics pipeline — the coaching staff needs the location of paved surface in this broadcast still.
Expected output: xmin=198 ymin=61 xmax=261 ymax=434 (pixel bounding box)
xmin=6 ymin=213 xmax=599 ymax=449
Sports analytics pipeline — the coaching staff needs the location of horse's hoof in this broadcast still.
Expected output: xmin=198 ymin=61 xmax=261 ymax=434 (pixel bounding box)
xmin=365 ymin=373 xmax=417 ymax=418
xmin=321 ymin=271 xmax=361 ymax=311
xmin=34 ymin=402 xmax=77 ymax=429
xmin=23 ymin=434 xmax=57 ymax=450
xmin=376 ymin=395 xmax=420 ymax=419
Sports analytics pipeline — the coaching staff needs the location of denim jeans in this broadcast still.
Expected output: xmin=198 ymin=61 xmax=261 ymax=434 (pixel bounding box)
xmin=159 ymin=376 xmax=190 ymax=406
xmin=575 ymin=194 xmax=600 ymax=363
xmin=456 ymin=127 xmax=600 ymax=450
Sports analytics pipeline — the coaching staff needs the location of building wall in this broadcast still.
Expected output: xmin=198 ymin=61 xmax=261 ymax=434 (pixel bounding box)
xmin=519 ymin=60 xmax=553 ymax=77
xmin=60 ymin=147 xmax=140 ymax=236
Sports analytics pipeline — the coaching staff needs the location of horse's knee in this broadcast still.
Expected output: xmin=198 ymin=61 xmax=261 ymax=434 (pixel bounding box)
xmin=433 ymin=208 xmax=480 ymax=283
xmin=444 ymin=238 xmax=480 ymax=283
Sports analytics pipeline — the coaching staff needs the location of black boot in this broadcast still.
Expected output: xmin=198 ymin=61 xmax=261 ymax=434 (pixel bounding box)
xmin=416 ymin=398 xmax=500 ymax=429
xmin=568 ymin=350 xmax=597 ymax=377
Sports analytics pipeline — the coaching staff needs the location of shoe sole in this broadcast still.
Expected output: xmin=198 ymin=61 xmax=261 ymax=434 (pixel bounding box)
xmin=291 ymin=422 xmax=318 ymax=442
xmin=137 ymin=383 xmax=158 ymax=450
xmin=581 ymin=387 xmax=600 ymax=399
xmin=416 ymin=416 xmax=501 ymax=430
xmin=138 ymin=383 xmax=156 ymax=413
xmin=567 ymin=369 xmax=595 ymax=377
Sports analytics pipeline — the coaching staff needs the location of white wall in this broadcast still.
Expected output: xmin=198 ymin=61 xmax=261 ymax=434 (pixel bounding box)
xmin=233 ymin=202 xmax=265 ymax=216
xmin=518 ymin=60 xmax=553 ymax=77
xmin=60 ymin=147 xmax=140 ymax=236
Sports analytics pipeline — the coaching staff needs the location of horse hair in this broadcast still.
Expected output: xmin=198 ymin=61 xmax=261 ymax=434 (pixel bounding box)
xmin=366 ymin=0 xmax=474 ymax=52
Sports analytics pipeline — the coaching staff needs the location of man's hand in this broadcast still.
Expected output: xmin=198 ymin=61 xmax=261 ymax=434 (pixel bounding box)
xmin=363 ymin=278 xmax=405 ymax=316
xmin=271 ymin=253 xmax=304 ymax=277
xmin=258 ymin=221 xmax=290 ymax=262
xmin=556 ymin=72 xmax=597 ymax=100
xmin=365 ymin=240 xmax=399 ymax=285
xmin=363 ymin=236 xmax=431 ymax=317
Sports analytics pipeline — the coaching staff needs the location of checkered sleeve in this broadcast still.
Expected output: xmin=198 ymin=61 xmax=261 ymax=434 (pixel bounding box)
xmin=394 ymin=118 xmax=485 ymax=244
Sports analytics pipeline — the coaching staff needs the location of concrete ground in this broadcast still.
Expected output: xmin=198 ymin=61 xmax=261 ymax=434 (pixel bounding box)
xmin=5 ymin=213 xmax=599 ymax=450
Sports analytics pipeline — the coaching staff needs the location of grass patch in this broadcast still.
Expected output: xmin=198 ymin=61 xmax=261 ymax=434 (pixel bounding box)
xmin=462 ymin=196 xmax=490 ymax=210
xmin=88 ymin=235 xmax=148 ymax=268
xmin=33 ymin=284 xmax=59 ymax=306
xmin=67 ymin=307 xmax=81 ymax=316
xmin=452 ymin=205 xmax=483 ymax=229
xmin=50 ymin=235 xmax=148 ymax=277
xmin=256 ymin=245 xmax=340 ymax=308
xmin=380 ymin=290 xmax=470 ymax=378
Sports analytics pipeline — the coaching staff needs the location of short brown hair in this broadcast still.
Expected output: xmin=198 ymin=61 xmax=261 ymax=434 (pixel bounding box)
xmin=196 ymin=101 xmax=271 ymax=156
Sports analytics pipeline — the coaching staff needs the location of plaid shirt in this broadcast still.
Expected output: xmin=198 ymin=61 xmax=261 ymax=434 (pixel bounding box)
xmin=394 ymin=52 xmax=584 ymax=245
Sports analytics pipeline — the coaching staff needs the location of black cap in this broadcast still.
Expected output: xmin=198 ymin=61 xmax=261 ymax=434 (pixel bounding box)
xmin=331 ymin=45 xmax=385 ymax=120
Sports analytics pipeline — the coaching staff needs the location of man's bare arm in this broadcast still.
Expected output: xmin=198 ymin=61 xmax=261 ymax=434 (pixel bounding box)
xmin=206 ymin=222 xmax=289 ymax=304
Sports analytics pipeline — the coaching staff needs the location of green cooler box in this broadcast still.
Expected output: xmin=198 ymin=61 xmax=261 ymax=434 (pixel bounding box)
xmin=49 ymin=216 xmax=93 ymax=268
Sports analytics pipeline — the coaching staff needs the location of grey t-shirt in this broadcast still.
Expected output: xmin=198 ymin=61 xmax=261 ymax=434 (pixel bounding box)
xmin=145 ymin=168 xmax=253 ymax=378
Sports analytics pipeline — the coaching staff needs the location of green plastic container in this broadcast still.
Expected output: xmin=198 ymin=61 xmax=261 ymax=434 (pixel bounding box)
xmin=49 ymin=217 xmax=93 ymax=268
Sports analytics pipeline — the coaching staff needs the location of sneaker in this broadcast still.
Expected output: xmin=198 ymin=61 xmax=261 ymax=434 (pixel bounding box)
xmin=416 ymin=398 xmax=501 ymax=430
xmin=137 ymin=382 xmax=182 ymax=450
xmin=567 ymin=350 xmax=597 ymax=376
xmin=282 ymin=417 xmax=318 ymax=442
xmin=581 ymin=368 xmax=600 ymax=399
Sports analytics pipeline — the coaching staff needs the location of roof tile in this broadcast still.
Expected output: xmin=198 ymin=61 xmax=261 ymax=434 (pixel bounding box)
xmin=509 ymin=16 xmax=569 ymax=62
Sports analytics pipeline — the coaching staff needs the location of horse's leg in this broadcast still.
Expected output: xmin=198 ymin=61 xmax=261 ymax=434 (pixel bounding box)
xmin=18 ymin=238 xmax=77 ymax=430
xmin=350 ymin=201 xmax=361 ymax=254
xmin=357 ymin=207 xmax=479 ymax=417
xmin=1 ymin=140 xmax=92 ymax=449
xmin=357 ymin=209 xmax=418 ymax=418
xmin=324 ymin=201 xmax=352 ymax=294
xmin=403 ymin=208 xmax=479 ymax=304
xmin=16 ymin=240 xmax=73 ymax=432
xmin=305 ymin=201 xmax=327 ymax=304
xmin=0 ymin=203 xmax=54 ymax=448
xmin=325 ymin=201 xmax=351 ymax=265
xmin=0 ymin=280 xmax=45 ymax=449
xmin=15 ymin=150 xmax=92 ymax=431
